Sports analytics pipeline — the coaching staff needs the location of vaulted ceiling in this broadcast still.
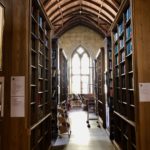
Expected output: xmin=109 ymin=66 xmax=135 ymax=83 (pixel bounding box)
xmin=42 ymin=0 xmax=123 ymax=37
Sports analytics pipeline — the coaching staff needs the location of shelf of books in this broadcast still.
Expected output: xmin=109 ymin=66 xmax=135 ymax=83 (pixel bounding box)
xmin=30 ymin=0 xmax=52 ymax=149
xmin=105 ymin=37 xmax=114 ymax=140
xmin=59 ymin=49 xmax=68 ymax=104
xmin=51 ymin=38 xmax=59 ymax=140
xmin=95 ymin=48 xmax=106 ymax=128
xmin=111 ymin=0 xmax=136 ymax=149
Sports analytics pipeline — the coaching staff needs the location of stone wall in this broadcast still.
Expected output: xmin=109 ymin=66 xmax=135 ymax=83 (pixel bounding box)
xmin=59 ymin=25 xmax=104 ymax=59
xmin=58 ymin=25 xmax=105 ymax=93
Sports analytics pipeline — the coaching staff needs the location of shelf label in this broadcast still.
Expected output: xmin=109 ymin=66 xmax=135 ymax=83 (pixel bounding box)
xmin=139 ymin=83 xmax=150 ymax=102
xmin=11 ymin=76 xmax=25 ymax=97
xmin=11 ymin=76 xmax=25 ymax=117
xmin=11 ymin=97 xmax=25 ymax=117
xmin=0 ymin=77 xmax=4 ymax=117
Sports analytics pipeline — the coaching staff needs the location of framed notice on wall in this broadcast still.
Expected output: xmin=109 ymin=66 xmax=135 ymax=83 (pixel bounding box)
xmin=0 ymin=77 xmax=4 ymax=117
xmin=0 ymin=3 xmax=4 ymax=71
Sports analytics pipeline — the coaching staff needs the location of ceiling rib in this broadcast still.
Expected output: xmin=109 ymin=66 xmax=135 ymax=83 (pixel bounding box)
xmin=47 ymin=0 xmax=115 ymax=20
xmin=53 ymin=9 xmax=109 ymax=26
xmin=55 ymin=17 xmax=106 ymax=37
xmin=56 ymin=0 xmax=64 ymax=26
xmin=42 ymin=0 xmax=120 ymax=37
xmin=50 ymin=4 xmax=112 ymax=24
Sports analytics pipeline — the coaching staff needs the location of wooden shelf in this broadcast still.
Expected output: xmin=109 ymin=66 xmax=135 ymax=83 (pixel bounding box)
xmin=114 ymin=111 xmax=135 ymax=127
xmin=31 ymin=14 xmax=38 ymax=24
xmin=119 ymin=31 xmax=124 ymax=38
xmin=125 ymin=17 xmax=131 ymax=26
xmin=126 ymin=37 xmax=132 ymax=43
xmin=31 ymin=32 xmax=39 ymax=39
xmin=59 ymin=49 xmax=68 ymax=103
xmin=111 ymin=1 xmax=136 ymax=149
xmin=31 ymin=48 xmax=38 ymax=53
xmin=31 ymin=113 xmax=51 ymax=131
xmin=51 ymin=38 xmax=59 ymax=140
xmin=95 ymin=48 xmax=106 ymax=129
xmin=128 ymin=70 xmax=133 ymax=74
xmin=126 ymin=52 xmax=132 ymax=58
xmin=30 ymin=0 xmax=52 ymax=149
xmin=98 ymin=100 xmax=103 ymax=104
xmin=30 ymin=102 xmax=36 ymax=105
xmin=128 ymin=89 xmax=134 ymax=91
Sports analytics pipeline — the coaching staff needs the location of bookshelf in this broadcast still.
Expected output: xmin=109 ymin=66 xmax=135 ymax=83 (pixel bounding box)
xmin=59 ymin=49 xmax=68 ymax=104
xmin=111 ymin=0 xmax=136 ymax=149
xmin=105 ymin=37 xmax=114 ymax=140
xmin=30 ymin=0 xmax=52 ymax=149
xmin=0 ymin=119 xmax=1 ymax=150
xmin=51 ymin=38 xmax=59 ymax=140
xmin=111 ymin=0 xmax=150 ymax=149
xmin=95 ymin=48 xmax=106 ymax=128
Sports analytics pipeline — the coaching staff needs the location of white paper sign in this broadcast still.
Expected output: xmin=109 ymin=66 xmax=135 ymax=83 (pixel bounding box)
xmin=0 ymin=77 xmax=4 ymax=117
xmin=11 ymin=76 xmax=25 ymax=97
xmin=11 ymin=76 xmax=25 ymax=117
xmin=11 ymin=97 xmax=25 ymax=117
xmin=139 ymin=83 xmax=150 ymax=102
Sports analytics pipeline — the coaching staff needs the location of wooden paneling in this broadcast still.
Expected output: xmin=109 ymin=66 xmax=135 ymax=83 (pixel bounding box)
xmin=11 ymin=0 xmax=29 ymax=74
xmin=133 ymin=0 xmax=150 ymax=82
xmin=139 ymin=103 xmax=150 ymax=150
xmin=9 ymin=0 xmax=29 ymax=149
xmin=132 ymin=0 xmax=150 ymax=149
xmin=0 ymin=0 xmax=13 ymax=149
xmin=0 ymin=0 xmax=4 ymax=149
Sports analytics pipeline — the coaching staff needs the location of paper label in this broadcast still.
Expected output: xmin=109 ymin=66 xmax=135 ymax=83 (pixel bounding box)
xmin=139 ymin=83 xmax=150 ymax=102
xmin=11 ymin=97 xmax=25 ymax=117
xmin=11 ymin=76 xmax=25 ymax=97
xmin=11 ymin=76 xmax=25 ymax=117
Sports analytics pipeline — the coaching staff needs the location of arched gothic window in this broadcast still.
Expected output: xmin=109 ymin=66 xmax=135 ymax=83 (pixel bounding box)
xmin=71 ymin=47 xmax=92 ymax=94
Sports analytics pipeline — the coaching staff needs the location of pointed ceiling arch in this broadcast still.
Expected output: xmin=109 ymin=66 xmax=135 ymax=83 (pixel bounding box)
xmin=42 ymin=0 xmax=123 ymax=37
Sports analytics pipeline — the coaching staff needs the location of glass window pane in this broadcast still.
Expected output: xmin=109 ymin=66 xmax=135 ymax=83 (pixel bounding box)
xmin=81 ymin=53 xmax=89 ymax=74
xmin=71 ymin=48 xmax=92 ymax=94
xmin=90 ymin=58 xmax=93 ymax=93
xmin=77 ymin=47 xmax=84 ymax=54
xmin=72 ymin=75 xmax=80 ymax=94
xmin=81 ymin=76 xmax=89 ymax=94
xmin=72 ymin=53 xmax=80 ymax=74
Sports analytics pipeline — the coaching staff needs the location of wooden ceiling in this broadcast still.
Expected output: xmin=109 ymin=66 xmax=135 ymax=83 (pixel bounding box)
xmin=42 ymin=0 xmax=123 ymax=37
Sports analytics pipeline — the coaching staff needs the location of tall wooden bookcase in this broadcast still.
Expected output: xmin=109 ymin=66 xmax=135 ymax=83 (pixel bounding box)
xmin=0 ymin=1 xmax=4 ymax=149
xmin=95 ymin=48 xmax=106 ymax=128
xmin=111 ymin=0 xmax=150 ymax=149
xmin=1 ymin=0 xmax=53 ymax=149
xmin=59 ymin=49 xmax=68 ymax=103
xmin=51 ymin=38 xmax=59 ymax=140
xmin=104 ymin=37 xmax=114 ymax=139
xmin=111 ymin=1 xmax=136 ymax=149
xmin=30 ymin=0 xmax=52 ymax=149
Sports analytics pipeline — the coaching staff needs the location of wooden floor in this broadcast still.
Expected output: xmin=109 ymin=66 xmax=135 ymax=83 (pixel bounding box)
xmin=52 ymin=107 xmax=115 ymax=150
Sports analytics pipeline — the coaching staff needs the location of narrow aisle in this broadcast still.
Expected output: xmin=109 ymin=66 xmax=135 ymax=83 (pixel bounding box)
xmin=52 ymin=108 xmax=115 ymax=150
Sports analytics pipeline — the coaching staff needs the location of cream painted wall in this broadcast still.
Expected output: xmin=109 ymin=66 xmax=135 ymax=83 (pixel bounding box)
xmin=58 ymin=25 xmax=105 ymax=59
